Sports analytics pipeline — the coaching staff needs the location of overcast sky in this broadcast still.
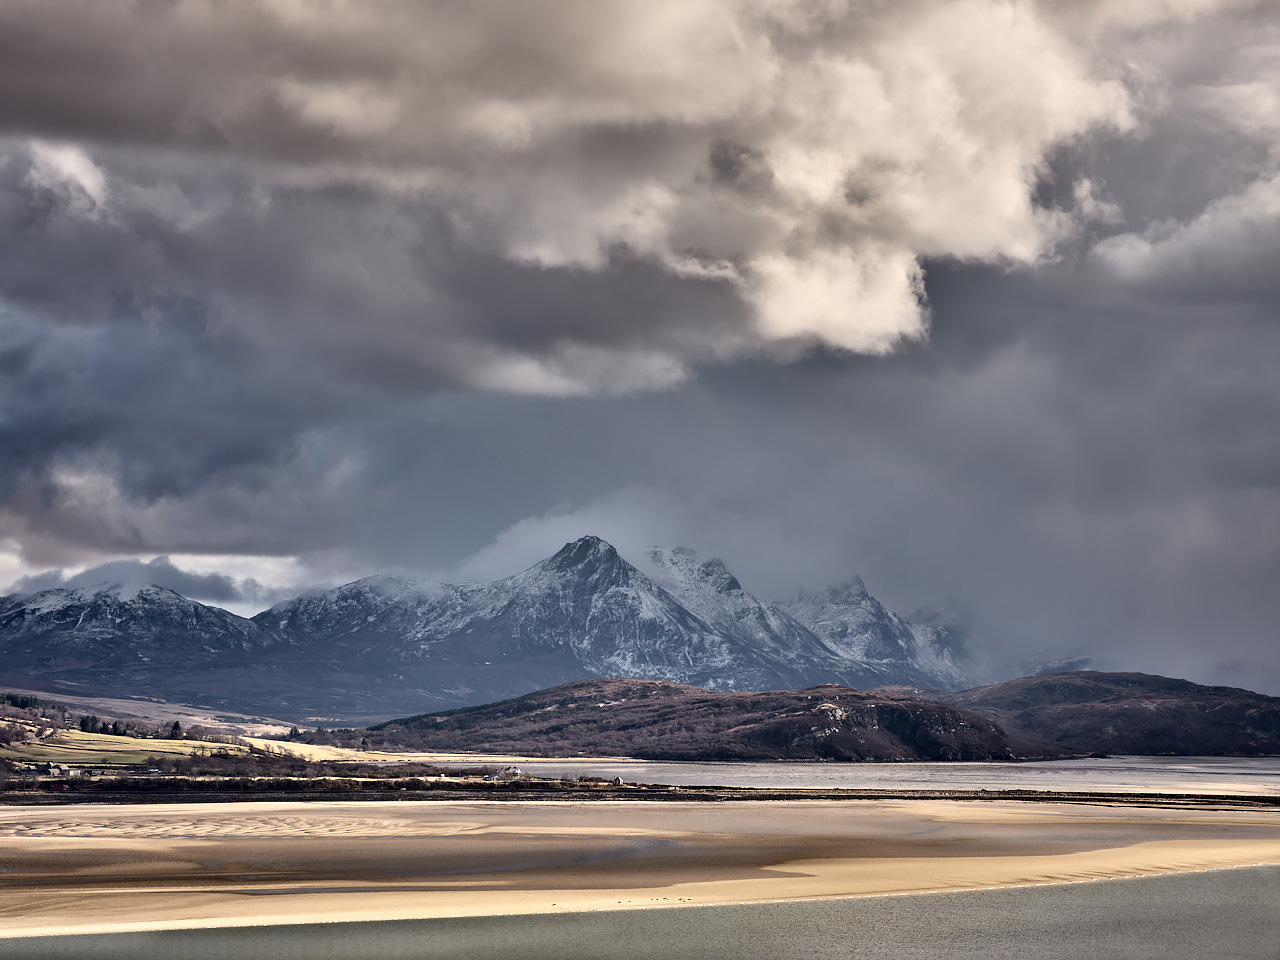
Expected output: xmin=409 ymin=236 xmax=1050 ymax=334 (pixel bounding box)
xmin=2 ymin=0 xmax=1278 ymax=691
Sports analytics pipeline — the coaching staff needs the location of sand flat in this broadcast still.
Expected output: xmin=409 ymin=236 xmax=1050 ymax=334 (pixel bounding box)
xmin=2 ymin=799 xmax=1279 ymax=938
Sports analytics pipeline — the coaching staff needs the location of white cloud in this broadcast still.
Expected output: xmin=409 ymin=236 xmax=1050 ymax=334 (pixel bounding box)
xmin=748 ymin=246 xmax=927 ymax=353
xmin=1093 ymin=171 xmax=1280 ymax=284
xmin=0 ymin=0 xmax=1138 ymax=393
xmin=24 ymin=141 xmax=107 ymax=213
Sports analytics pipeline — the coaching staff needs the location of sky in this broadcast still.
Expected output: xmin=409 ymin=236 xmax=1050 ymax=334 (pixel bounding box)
xmin=1 ymin=0 xmax=1278 ymax=691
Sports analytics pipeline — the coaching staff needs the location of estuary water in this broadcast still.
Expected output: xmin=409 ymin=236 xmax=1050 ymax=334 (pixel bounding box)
xmin=4 ymin=866 xmax=1278 ymax=960
xmin=509 ymin=754 xmax=1280 ymax=795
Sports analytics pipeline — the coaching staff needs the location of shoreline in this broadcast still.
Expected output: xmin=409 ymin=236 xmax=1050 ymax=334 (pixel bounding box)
xmin=4 ymin=781 xmax=1280 ymax=809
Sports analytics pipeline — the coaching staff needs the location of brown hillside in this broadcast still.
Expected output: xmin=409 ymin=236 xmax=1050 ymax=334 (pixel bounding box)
xmin=940 ymin=671 xmax=1280 ymax=755
xmin=367 ymin=678 xmax=1067 ymax=761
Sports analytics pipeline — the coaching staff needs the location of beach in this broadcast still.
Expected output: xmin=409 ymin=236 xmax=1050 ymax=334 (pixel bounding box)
xmin=4 ymin=867 xmax=1278 ymax=960
xmin=3 ymin=798 xmax=1280 ymax=941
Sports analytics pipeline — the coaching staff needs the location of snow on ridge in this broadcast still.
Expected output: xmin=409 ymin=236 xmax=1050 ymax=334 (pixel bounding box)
xmin=15 ymin=580 xmax=184 ymax=612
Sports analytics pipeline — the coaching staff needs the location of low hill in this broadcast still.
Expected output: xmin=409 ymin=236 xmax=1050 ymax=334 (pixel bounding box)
xmin=940 ymin=671 xmax=1280 ymax=755
xmin=366 ymin=678 xmax=1067 ymax=761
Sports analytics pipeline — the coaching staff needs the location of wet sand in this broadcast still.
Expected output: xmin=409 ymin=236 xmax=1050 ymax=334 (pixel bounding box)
xmin=3 ymin=799 xmax=1280 ymax=939
xmin=4 ymin=867 xmax=1278 ymax=960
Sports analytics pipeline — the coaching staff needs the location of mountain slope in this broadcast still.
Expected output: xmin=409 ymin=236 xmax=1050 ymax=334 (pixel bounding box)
xmin=941 ymin=671 xmax=1280 ymax=755
xmin=367 ymin=678 xmax=1066 ymax=761
xmin=255 ymin=537 xmax=821 ymax=705
xmin=641 ymin=546 xmax=857 ymax=680
xmin=0 ymin=582 xmax=284 ymax=663
xmin=255 ymin=538 xmax=988 ymax=715
xmin=0 ymin=582 xmax=308 ymax=712
xmin=783 ymin=578 xmax=971 ymax=689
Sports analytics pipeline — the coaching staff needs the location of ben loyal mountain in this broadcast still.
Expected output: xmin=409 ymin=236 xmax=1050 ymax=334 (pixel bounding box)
xmin=0 ymin=536 xmax=994 ymax=722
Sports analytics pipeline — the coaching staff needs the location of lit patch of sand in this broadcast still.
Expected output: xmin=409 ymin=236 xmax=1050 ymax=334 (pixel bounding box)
xmin=2 ymin=799 xmax=1279 ymax=937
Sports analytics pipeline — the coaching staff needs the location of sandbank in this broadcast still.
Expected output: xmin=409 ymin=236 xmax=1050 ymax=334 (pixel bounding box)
xmin=2 ymin=799 xmax=1279 ymax=938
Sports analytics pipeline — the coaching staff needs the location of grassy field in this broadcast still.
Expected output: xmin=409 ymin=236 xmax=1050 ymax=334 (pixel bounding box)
xmin=2 ymin=728 xmax=527 ymax=768
xmin=0 ymin=727 xmax=252 ymax=767
xmin=0 ymin=685 xmax=295 ymax=736
xmin=1 ymin=724 xmax=631 ymax=769
xmin=240 ymin=737 xmax=588 ymax=765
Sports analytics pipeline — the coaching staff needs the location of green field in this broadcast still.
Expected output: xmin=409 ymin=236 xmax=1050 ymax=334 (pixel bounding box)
xmin=0 ymin=727 xmax=251 ymax=767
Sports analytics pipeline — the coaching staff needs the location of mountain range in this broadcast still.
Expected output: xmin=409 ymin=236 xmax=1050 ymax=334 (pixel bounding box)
xmin=0 ymin=536 xmax=1027 ymax=722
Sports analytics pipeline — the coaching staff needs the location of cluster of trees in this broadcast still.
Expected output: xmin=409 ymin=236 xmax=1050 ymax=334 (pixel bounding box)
xmin=75 ymin=715 xmax=247 ymax=745
xmin=0 ymin=693 xmax=64 ymax=714
xmin=1 ymin=691 xmax=262 ymax=747
xmin=0 ymin=693 xmax=68 ymax=728
xmin=78 ymin=716 xmax=133 ymax=735
xmin=281 ymin=725 xmax=365 ymax=748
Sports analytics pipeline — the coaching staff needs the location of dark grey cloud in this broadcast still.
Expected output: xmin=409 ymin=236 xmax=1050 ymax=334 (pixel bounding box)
xmin=444 ymin=258 xmax=1280 ymax=693
xmin=0 ymin=1 xmax=1278 ymax=694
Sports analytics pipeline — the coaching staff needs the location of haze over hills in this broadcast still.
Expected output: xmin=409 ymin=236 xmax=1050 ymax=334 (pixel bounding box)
xmin=2 ymin=536 xmax=1046 ymax=722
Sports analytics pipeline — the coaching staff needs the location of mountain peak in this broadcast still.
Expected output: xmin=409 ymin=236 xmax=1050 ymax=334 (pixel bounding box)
xmin=826 ymin=576 xmax=868 ymax=602
xmin=697 ymin=558 xmax=742 ymax=594
xmin=543 ymin=536 xmax=621 ymax=572
xmin=20 ymin=580 xmax=185 ymax=610
xmin=644 ymin=546 xmax=742 ymax=594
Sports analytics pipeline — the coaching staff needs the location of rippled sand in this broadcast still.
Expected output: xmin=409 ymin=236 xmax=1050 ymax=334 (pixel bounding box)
xmin=2 ymin=799 xmax=1280 ymax=938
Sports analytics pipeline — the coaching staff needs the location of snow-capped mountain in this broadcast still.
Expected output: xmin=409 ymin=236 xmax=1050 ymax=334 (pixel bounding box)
xmin=641 ymin=546 xmax=830 ymax=670
xmin=0 ymin=537 xmax=991 ymax=721
xmin=781 ymin=578 xmax=974 ymax=690
xmin=639 ymin=546 xmax=928 ymax=688
xmin=0 ymin=581 xmax=283 ymax=659
xmin=0 ymin=581 xmax=308 ymax=714
xmin=255 ymin=537 xmax=820 ymax=699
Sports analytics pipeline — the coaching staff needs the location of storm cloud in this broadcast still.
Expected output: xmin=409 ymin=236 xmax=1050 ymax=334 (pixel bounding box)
xmin=0 ymin=0 xmax=1136 ymax=384
xmin=1 ymin=1 xmax=1279 ymax=691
